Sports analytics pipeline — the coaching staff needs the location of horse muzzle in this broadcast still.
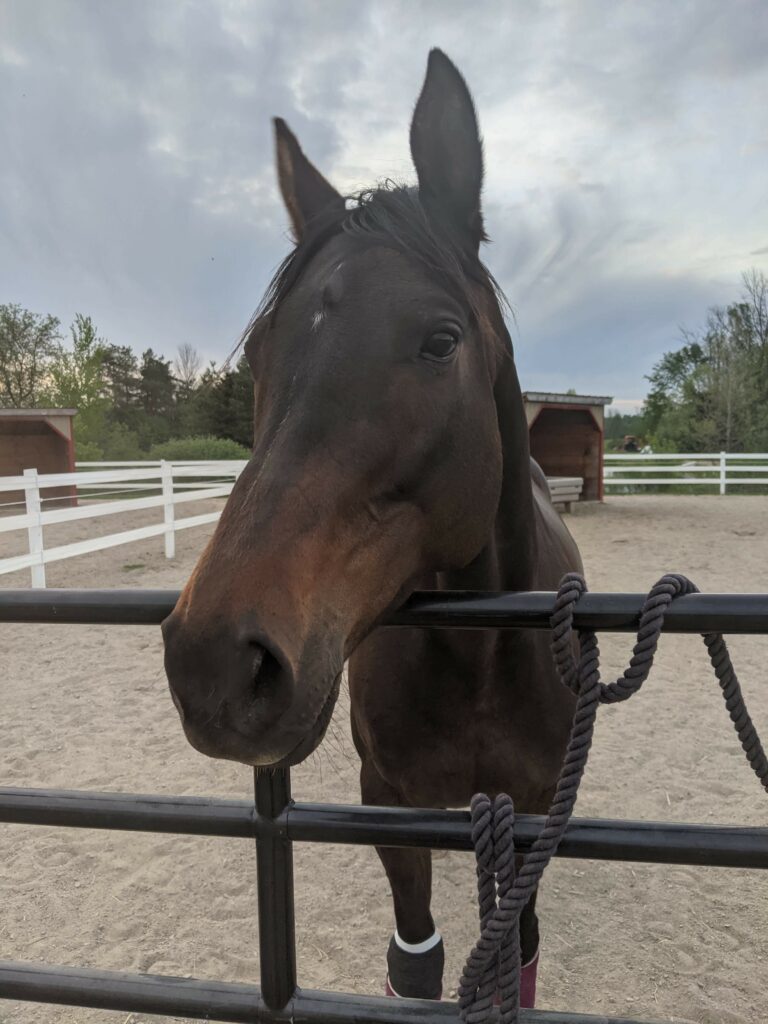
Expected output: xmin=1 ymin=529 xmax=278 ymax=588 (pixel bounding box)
xmin=162 ymin=611 xmax=342 ymax=767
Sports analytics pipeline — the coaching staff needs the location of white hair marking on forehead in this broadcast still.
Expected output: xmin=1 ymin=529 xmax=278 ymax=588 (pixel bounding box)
xmin=310 ymin=260 xmax=345 ymax=332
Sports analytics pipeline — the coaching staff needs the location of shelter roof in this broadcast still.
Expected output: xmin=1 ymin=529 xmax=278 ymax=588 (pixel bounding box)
xmin=521 ymin=392 xmax=613 ymax=407
xmin=0 ymin=408 xmax=77 ymax=418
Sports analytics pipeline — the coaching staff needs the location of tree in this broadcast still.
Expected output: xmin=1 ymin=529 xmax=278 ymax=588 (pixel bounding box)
xmin=0 ymin=304 xmax=61 ymax=407
xmin=643 ymin=340 xmax=706 ymax=435
xmin=213 ymin=356 xmax=255 ymax=447
xmin=643 ymin=269 xmax=768 ymax=451
xmin=46 ymin=314 xmax=110 ymax=448
xmin=138 ymin=349 xmax=176 ymax=417
xmin=181 ymin=357 xmax=254 ymax=447
xmin=1 ymin=303 xmax=254 ymax=454
xmin=125 ymin=349 xmax=176 ymax=449
xmin=173 ymin=343 xmax=202 ymax=400
xmin=101 ymin=344 xmax=140 ymax=412
xmin=604 ymin=411 xmax=646 ymax=443
xmin=48 ymin=314 xmax=108 ymax=409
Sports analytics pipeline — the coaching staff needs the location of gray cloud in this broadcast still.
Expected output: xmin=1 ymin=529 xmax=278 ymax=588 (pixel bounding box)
xmin=1 ymin=0 xmax=767 ymax=401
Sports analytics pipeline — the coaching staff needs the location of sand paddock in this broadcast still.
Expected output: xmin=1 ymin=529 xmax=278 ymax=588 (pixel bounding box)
xmin=1 ymin=495 xmax=767 ymax=1024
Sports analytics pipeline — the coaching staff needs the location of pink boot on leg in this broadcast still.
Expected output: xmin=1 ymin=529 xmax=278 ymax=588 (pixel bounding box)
xmin=519 ymin=949 xmax=540 ymax=1009
xmin=492 ymin=947 xmax=541 ymax=1009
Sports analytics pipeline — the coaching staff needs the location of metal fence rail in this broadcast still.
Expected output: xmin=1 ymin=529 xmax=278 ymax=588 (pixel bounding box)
xmin=2 ymin=587 xmax=768 ymax=633
xmin=1 ymin=589 xmax=767 ymax=1024
xmin=0 ymin=961 xmax=655 ymax=1024
xmin=2 ymin=785 xmax=767 ymax=867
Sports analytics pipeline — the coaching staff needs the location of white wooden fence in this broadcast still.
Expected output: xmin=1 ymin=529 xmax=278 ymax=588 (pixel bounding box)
xmin=0 ymin=461 xmax=247 ymax=588
xmin=603 ymin=452 xmax=768 ymax=493
xmin=3 ymin=453 xmax=766 ymax=588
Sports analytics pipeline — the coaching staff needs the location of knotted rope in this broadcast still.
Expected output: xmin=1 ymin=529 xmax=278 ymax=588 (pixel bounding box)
xmin=458 ymin=572 xmax=768 ymax=1024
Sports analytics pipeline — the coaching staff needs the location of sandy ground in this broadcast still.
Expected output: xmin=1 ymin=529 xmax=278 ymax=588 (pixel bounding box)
xmin=1 ymin=495 xmax=767 ymax=1024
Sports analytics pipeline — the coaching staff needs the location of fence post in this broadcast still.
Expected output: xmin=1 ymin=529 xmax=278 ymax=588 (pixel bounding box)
xmin=254 ymin=767 xmax=297 ymax=1010
xmin=720 ymin=451 xmax=727 ymax=496
xmin=24 ymin=468 xmax=46 ymax=589
xmin=161 ymin=461 xmax=175 ymax=559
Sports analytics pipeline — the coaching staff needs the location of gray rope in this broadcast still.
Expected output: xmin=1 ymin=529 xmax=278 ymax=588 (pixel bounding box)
xmin=465 ymin=794 xmax=515 ymax=1023
xmin=459 ymin=572 xmax=768 ymax=1024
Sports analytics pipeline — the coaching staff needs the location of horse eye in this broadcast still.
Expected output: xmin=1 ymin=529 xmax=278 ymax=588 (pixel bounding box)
xmin=420 ymin=331 xmax=460 ymax=363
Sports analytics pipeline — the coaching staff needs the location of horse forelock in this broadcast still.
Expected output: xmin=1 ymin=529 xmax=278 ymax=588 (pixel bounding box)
xmin=240 ymin=183 xmax=509 ymax=354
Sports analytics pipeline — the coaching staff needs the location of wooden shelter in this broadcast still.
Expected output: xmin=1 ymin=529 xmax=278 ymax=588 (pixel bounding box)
xmin=522 ymin=392 xmax=612 ymax=501
xmin=0 ymin=409 xmax=77 ymax=507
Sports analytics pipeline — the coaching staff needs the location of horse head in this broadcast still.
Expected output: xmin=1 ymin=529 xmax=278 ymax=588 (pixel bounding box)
xmin=162 ymin=50 xmax=516 ymax=767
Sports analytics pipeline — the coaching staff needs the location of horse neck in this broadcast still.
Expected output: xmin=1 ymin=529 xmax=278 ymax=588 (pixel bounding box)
xmin=438 ymin=348 xmax=537 ymax=594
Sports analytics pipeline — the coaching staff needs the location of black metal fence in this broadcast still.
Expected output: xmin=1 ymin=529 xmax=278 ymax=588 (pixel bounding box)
xmin=1 ymin=588 xmax=767 ymax=1024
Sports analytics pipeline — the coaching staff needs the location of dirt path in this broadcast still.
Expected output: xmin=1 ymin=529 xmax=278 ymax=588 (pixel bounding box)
xmin=1 ymin=496 xmax=766 ymax=1023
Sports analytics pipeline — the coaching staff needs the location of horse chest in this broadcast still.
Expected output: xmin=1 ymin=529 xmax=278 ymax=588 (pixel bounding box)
xmin=356 ymin=672 xmax=555 ymax=809
xmin=351 ymin=626 xmax=575 ymax=811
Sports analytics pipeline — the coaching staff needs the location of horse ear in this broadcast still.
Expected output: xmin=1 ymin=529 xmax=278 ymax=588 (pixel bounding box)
xmin=410 ymin=49 xmax=484 ymax=248
xmin=273 ymin=118 xmax=345 ymax=241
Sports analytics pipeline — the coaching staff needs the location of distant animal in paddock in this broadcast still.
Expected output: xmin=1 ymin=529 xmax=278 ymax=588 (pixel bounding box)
xmin=163 ymin=49 xmax=582 ymax=1008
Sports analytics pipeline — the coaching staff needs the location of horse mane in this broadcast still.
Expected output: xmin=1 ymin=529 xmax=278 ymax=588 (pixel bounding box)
xmin=242 ymin=183 xmax=509 ymax=348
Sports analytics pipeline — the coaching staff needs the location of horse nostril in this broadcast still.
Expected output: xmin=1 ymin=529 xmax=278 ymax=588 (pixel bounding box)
xmin=248 ymin=643 xmax=286 ymax=701
xmin=251 ymin=644 xmax=264 ymax=680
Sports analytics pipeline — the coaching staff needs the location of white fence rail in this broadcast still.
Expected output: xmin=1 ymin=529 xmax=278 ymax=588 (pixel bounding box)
xmin=3 ymin=453 xmax=767 ymax=588
xmin=604 ymin=452 xmax=768 ymax=493
xmin=0 ymin=461 xmax=247 ymax=588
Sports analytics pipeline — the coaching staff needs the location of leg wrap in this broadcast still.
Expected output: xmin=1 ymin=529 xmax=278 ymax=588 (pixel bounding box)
xmin=519 ymin=948 xmax=539 ymax=1009
xmin=385 ymin=932 xmax=444 ymax=1000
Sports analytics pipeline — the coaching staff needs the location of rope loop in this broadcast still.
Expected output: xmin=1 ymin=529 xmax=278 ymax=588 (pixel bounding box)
xmin=459 ymin=571 xmax=768 ymax=1024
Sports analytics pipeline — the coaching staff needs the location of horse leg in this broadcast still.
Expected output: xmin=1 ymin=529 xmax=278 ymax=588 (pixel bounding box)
xmin=360 ymin=758 xmax=444 ymax=999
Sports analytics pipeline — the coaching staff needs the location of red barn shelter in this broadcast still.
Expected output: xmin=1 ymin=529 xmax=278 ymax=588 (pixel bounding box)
xmin=0 ymin=409 xmax=77 ymax=508
xmin=522 ymin=392 xmax=612 ymax=502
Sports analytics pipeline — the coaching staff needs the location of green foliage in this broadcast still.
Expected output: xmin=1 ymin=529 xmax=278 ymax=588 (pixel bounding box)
xmin=74 ymin=423 xmax=144 ymax=462
xmin=46 ymin=314 xmax=110 ymax=446
xmin=48 ymin=314 xmax=108 ymax=407
xmin=0 ymin=304 xmax=255 ymax=459
xmin=0 ymin=303 xmax=61 ymax=406
xmin=604 ymin=412 xmax=646 ymax=442
xmin=102 ymin=344 xmax=141 ymax=410
xmin=644 ymin=270 xmax=768 ymax=453
xmin=148 ymin=435 xmax=251 ymax=461
xmin=139 ymin=349 xmax=176 ymax=418
xmin=180 ymin=357 xmax=254 ymax=447
xmin=100 ymin=422 xmax=144 ymax=460
xmin=74 ymin=439 xmax=105 ymax=461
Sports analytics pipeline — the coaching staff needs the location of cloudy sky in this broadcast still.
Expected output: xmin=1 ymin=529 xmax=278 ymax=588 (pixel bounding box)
xmin=2 ymin=1 xmax=767 ymax=409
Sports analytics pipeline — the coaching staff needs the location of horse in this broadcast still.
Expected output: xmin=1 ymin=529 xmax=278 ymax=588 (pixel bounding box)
xmin=162 ymin=49 xmax=582 ymax=1008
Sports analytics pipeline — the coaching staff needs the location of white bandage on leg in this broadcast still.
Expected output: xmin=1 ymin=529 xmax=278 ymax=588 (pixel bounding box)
xmin=521 ymin=946 xmax=540 ymax=969
xmin=393 ymin=930 xmax=442 ymax=955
